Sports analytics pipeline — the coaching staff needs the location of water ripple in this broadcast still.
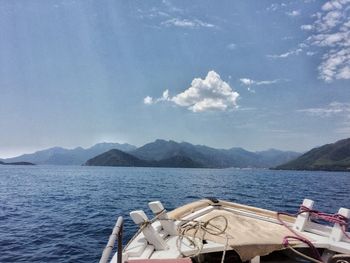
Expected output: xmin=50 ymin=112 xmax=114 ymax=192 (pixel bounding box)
xmin=0 ymin=166 xmax=349 ymax=263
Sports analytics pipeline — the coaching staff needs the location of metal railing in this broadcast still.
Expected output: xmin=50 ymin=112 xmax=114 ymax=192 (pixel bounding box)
xmin=99 ymin=216 xmax=124 ymax=263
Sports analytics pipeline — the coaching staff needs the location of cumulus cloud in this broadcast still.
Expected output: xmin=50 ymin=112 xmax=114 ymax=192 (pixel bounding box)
xmin=303 ymin=0 xmax=350 ymax=82
xmin=161 ymin=18 xmax=215 ymax=28
xmin=143 ymin=96 xmax=153 ymax=105
xmin=144 ymin=71 xmax=239 ymax=112
xmin=144 ymin=90 xmax=170 ymax=105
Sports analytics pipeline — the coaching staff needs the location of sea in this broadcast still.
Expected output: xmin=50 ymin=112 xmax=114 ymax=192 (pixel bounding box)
xmin=1 ymin=165 xmax=349 ymax=263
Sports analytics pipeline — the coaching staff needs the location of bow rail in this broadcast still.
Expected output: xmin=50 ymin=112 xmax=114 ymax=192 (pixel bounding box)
xmin=99 ymin=216 xmax=123 ymax=263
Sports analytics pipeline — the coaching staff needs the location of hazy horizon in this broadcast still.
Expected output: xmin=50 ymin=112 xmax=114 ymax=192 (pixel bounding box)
xmin=1 ymin=0 xmax=350 ymax=158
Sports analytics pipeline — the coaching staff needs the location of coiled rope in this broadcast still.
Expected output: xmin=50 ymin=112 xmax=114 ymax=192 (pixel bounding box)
xmin=176 ymin=215 xmax=230 ymax=263
xmin=125 ymin=211 xmax=231 ymax=263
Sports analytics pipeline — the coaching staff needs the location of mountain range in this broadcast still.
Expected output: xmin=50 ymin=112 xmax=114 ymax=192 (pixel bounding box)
xmin=3 ymin=138 xmax=350 ymax=170
xmin=0 ymin=143 xmax=136 ymax=165
xmin=275 ymin=138 xmax=350 ymax=171
xmin=84 ymin=139 xmax=301 ymax=168
xmin=1 ymin=139 xmax=300 ymax=168
xmin=85 ymin=148 xmax=202 ymax=168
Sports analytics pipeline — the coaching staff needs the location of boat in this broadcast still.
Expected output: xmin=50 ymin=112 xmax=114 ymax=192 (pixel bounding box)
xmin=99 ymin=198 xmax=350 ymax=263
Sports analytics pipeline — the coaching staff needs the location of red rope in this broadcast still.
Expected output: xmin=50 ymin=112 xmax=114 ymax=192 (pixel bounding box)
xmin=299 ymin=206 xmax=350 ymax=240
xmin=277 ymin=206 xmax=350 ymax=261
xmin=277 ymin=210 xmax=322 ymax=261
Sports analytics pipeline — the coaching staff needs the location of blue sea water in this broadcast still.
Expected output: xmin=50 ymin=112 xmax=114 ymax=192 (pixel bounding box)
xmin=0 ymin=165 xmax=349 ymax=263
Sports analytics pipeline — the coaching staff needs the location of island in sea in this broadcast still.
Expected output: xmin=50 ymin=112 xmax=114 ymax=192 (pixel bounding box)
xmin=274 ymin=137 xmax=350 ymax=171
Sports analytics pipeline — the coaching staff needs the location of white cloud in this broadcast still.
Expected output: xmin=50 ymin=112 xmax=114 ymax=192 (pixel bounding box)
xmin=144 ymin=71 xmax=239 ymax=112
xmin=239 ymin=78 xmax=280 ymax=86
xmin=315 ymin=10 xmax=343 ymax=32
xmin=306 ymin=51 xmax=317 ymax=56
xmin=136 ymin=2 xmax=215 ymax=31
xmin=239 ymin=78 xmax=285 ymax=93
xmin=267 ymin=3 xmax=287 ymax=12
xmin=227 ymin=43 xmax=237 ymax=50
xmin=161 ymin=0 xmax=184 ymax=14
xmin=286 ymin=10 xmax=301 ymax=17
xmin=321 ymin=0 xmax=348 ymax=11
xmin=160 ymin=89 xmax=170 ymax=101
xmin=161 ymin=18 xmax=215 ymax=29
xmin=143 ymin=96 xmax=153 ymax=105
xmin=298 ymin=102 xmax=350 ymax=117
xmin=267 ymin=48 xmax=302 ymax=59
xmin=239 ymin=78 xmax=254 ymax=86
xmin=318 ymin=48 xmax=350 ymax=81
xmin=301 ymin=24 xmax=314 ymax=31
xmin=310 ymin=32 xmax=348 ymax=47
xmin=302 ymin=0 xmax=350 ymax=81
xmin=143 ymin=90 xmax=170 ymax=105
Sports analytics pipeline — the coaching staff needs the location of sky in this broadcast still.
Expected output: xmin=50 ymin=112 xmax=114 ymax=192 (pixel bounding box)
xmin=1 ymin=0 xmax=350 ymax=158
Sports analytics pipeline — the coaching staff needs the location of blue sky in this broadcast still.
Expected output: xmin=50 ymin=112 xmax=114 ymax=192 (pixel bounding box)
xmin=1 ymin=0 xmax=350 ymax=157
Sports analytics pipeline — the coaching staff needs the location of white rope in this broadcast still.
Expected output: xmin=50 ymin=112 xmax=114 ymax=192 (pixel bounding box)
xmin=125 ymin=210 xmax=168 ymax=248
xmin=175 ymin=215 xmax=231 ymax=263
xmin=287 ymin=245 xmax=323 ymax=263
xmin=126 ymin=213 xmax=232 ymax=262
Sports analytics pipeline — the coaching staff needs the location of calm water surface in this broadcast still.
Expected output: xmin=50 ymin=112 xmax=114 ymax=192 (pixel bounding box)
xmin=1 ymin=165 xmax=349 ymax=262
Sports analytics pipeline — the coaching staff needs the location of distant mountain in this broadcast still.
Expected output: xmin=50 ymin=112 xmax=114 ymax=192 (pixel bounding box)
xmin=131 ymin=140 xmax=215 ymax=166
xmin=275 ymin=138 xmax=350 ymax=171
xmin=87 ymin=139 xmax=300 ymax=168
xmin=256 ymin=149 xmax=301 ymax=168
xmin=3 ymin=139 xmax=301 ymax=168
xmin=85 ymin=149 xmax=203 ymax=168
xmin=0 ymin=161 xmax=35 ymax=165
xmin=3 ymin=143 xmax=137 ymax=165
xmin=156 ymin=155 xmax=204 ymax=168
xmin=85 ymin=149 xmax=147 ymax=167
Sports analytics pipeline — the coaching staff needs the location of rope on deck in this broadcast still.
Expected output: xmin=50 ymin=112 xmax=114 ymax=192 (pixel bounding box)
xmin=277 ymin=205 xmax=350 ymax=263
xmin=176 ymin=215 xmax=230 ymax=263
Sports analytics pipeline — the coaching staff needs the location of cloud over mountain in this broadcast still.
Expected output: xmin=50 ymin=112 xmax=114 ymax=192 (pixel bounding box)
xmin=144 ymin=71 xmax=239 ymax=112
